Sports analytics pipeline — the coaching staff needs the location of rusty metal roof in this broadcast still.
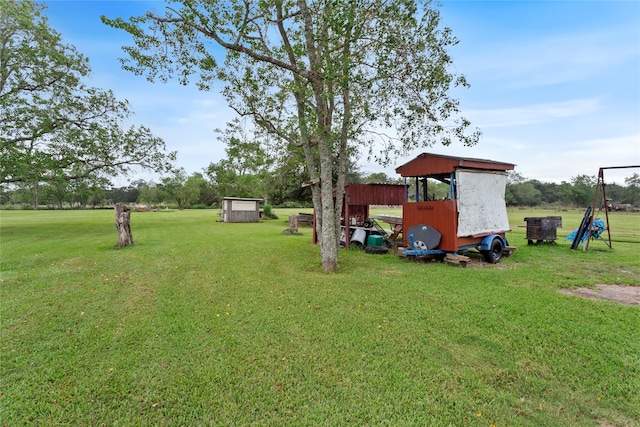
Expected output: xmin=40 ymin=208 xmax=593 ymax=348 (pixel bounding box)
xmin=395 ymin=152 xmax=515 ymax=177
xmin=337 ymin=183 xmax=405 ymax=206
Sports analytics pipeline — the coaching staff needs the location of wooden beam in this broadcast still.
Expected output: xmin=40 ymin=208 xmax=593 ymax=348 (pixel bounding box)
xmin=301 ymin=178 xmax=320 ymax=188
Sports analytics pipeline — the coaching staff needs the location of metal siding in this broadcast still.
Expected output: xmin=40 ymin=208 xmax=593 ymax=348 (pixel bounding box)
xmin=344 ymin=183 xmax=405 ymax=205
xmin=402 ymin=201 xmax=459 ymax=252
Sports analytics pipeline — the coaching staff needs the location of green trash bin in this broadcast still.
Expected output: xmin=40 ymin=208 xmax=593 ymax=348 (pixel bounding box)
xmin=367 ymin=234 xmax=383 ymax=246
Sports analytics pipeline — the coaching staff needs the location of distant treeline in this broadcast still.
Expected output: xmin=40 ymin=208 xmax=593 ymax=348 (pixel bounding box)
xmin=2 ymin=170 xmax=639 ymax=210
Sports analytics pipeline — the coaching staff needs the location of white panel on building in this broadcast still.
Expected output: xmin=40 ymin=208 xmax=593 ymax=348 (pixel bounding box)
xmin=231 ymin=200 xmax=257 ymax=211
xmin=456 ymin=169 xmax=510 ymax=237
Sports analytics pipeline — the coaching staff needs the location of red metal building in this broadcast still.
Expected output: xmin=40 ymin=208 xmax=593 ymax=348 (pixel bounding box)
xmin=313 ymin=183 xmax=405 ymax=247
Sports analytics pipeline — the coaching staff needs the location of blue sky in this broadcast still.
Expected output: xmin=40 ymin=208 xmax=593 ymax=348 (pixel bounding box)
xmin=43 ymin=0 xmax=640 ymax=185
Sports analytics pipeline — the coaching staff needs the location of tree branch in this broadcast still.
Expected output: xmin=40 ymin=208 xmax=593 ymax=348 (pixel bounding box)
xmin=155 ymin=7 xmax=310 ymax=80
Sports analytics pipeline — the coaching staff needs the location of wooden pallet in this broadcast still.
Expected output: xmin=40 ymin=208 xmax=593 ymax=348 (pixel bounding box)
xmin=444 ymin=253 xmax=470 ymax=268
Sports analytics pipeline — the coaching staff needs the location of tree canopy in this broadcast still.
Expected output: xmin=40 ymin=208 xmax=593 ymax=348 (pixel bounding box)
xmin=103 ymin=0 xmax=480 ymax=270
xmin=0 ymin=0 xmax=175 ymax=186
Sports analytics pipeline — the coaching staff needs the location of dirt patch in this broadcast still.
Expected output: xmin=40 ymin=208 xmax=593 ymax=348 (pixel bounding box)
xmin=559 ymin=284 xmax=640 ymax=306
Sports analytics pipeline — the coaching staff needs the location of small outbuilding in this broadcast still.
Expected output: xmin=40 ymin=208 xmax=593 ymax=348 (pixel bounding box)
xmin=222 ymin=197 xmax=263 ymax=223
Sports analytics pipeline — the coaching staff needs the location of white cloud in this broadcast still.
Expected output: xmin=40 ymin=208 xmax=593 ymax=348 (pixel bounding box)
xmin=466 ymin=98 xmax=601 ymax=128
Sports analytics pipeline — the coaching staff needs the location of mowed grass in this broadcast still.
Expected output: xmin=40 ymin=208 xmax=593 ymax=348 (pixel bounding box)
xmin=1 ymin=207 xmax=639 ymax=426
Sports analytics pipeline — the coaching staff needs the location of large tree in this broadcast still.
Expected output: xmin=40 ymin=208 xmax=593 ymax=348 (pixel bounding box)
xmin=571 ymin=174 xmax=596 ymax=208
xmin=206 ymin=119 xmax=276 ymax=202
xmin=161 ymin=167 xmax=199 ymax=209
xmin=0 ymin=0 xmax=174 ymax=188
xmin=103 ymin=0 xmax=479 ymax=271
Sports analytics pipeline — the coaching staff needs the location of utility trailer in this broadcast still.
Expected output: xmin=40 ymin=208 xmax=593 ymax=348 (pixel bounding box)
xmin=395 ymin=153 xmax=517 ymax=263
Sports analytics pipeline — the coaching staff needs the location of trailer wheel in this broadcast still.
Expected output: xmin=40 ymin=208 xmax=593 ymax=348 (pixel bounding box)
xmin=482 ymin=238 xmax=503 ymax=264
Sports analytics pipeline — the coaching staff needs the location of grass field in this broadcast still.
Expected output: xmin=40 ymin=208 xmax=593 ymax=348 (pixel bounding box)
xmin=1 ymin=207 xmax=639 ymax=426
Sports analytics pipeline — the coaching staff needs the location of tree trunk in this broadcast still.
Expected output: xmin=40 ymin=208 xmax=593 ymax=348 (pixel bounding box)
xmin=32 ymin=182 xmax=39 ymax=211
xmin=115 ymin=203 xmax=133 ymax=246
xmin=318 ymin=138 xmax=338 ymax=271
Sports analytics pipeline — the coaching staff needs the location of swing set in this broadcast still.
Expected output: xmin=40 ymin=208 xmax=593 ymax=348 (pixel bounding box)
xmin=582 ymin=165 xmax=640 ymax=251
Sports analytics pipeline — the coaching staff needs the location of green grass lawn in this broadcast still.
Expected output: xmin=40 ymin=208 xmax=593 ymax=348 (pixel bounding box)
xmin=1 ymin=207 xmax=639 ymax=426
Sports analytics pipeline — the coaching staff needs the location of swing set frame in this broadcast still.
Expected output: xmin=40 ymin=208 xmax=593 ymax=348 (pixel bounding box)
xmin=585 ymin=165 xmax=640 ymax=251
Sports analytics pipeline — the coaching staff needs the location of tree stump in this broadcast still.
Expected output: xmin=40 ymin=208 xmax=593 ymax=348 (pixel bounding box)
xmin=282 ymin=214 xmax=301 ymax=235
xmin=115 ymin=203 xmax=133 ymax=246
xmin=288 ymin=214 xmax=299 ymax=234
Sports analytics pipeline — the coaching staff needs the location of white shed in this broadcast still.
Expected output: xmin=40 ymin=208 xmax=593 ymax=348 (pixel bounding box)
xmin=222 ymin=197 xmax=263 ymax=223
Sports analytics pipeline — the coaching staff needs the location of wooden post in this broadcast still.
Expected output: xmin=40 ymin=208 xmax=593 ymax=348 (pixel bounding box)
xmin=288 ymin=214 xmax=299 ymax=234
xmin=115 ymin=203 xmax=133 ymax=246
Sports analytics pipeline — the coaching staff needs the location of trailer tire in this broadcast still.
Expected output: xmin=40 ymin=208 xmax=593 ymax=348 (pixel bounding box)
xmin=365 ymin=245 xmax=389 ymax=255
xmin=482 ymin=238 xmax=503 ymax=264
